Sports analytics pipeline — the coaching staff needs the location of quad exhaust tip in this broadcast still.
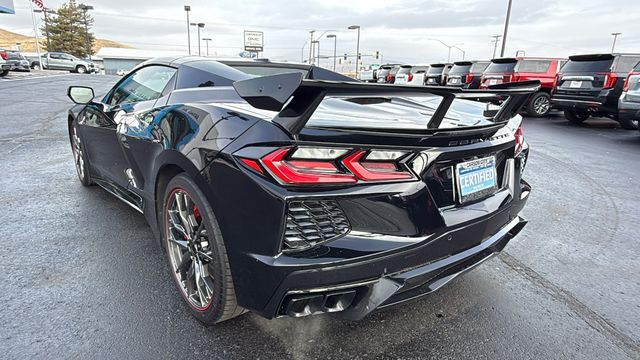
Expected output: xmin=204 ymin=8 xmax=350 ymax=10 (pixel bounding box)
xmin=283 ymin=290 xmax=357 ymax=318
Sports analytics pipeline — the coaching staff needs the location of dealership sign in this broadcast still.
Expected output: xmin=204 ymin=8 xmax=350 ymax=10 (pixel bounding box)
xmin=244 ymin=31 xmax=264 ymax=52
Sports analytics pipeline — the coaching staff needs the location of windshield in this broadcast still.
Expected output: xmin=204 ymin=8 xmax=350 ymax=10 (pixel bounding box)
xmin=562 ymin=59 xmax=613 ymax=73
xmin=449 ymin=64 xmax=472 ymax=75
xmin=485 ymin=61 xmax=516 ymax=73
xmin=427 ymin=66 xmax=444 ymax=75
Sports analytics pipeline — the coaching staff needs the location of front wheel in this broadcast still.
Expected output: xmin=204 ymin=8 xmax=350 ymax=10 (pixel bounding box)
xmin=32 ymin=63 xmax=41 ymax=70
xmin=76 ymin=65 xmax=87 ymax=74
xmin=162 ymin=174 xmax=244 ymax=325
xmin=70 ymin=125 xmax=92 ymax=186
xmin=618 ymin=118 xmax=639 ymax=130
xmin=526 ymin=92 xmax=552 ymax=117
xmin=564 ymin=110 xmax=589 ymax=124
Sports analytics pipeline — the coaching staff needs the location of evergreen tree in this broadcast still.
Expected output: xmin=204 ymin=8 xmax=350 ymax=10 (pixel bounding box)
xmin=41 ymin=0 xmax=95 ymax=57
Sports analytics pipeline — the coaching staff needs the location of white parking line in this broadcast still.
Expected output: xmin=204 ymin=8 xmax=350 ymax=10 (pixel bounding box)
xmin=0 ymin=73 xmax=72 ymax=83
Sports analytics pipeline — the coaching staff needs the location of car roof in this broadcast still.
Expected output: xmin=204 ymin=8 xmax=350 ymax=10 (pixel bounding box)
xmin=568 ymin=53 xmax=640 ymax=61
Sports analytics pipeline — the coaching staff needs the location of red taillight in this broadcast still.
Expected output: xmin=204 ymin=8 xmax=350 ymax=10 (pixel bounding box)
xmin=598 ymin=72 xmax=617 ymax=89
xmin=0 ymin=51 xmax=6 ymax=60
xmin=408 ymin=73 xmax=413 ymax=82
xmin=514 ymin=125 xmax=524 ymax=156
xmin=623 ymin=72 xmax=639 ymax=92
xmin=254 ymin=147 xmax=414 ymax=185
xmin=386 ymin=74 xmax=392 ymax=82
xmin=465 ymin=73 xmax=473 ymax=84
xmin=342 ymin=150 xmax=413 ymax=181
xmin=261 ymin=148 xmax=357 ymax=185
xmin=504 ymin=74 xmax=512 ymax=83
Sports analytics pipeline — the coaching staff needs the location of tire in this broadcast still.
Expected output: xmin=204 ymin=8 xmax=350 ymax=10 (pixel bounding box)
xmin=32 ymin=63 xmax=41 ymax=70
xmin=162 ymin=174 xmax=244 ymax=325
xmin=0 ymin=70 xmax=7 ymax=77
xmin=618 ymin=118 xmax=639 ymax=130
xmin=564 ymin=110 xmax=590 ymax=124
xmin=69 ymin=124 xmax=92 ymax=186
xmin=76 ymin=65 xmax=87 ymax=74
xmin=526 ymin=92 xmax=552 ymax=117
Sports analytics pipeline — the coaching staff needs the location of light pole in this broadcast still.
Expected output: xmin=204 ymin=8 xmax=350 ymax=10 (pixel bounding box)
xmin=327 ymin=34 xmax=337 ymax=71
xmin=33 ymin=8 xmax=56 ymax=52
xmin=308 ymin=30 xmax=315 ymax=64
xmin=500 ymin=0 xmax=513 ymax=57
xmin=429 ymin=39 xmax=463 ymax=63
xmin=78 ymin=4 xmax=94 ymax=60
xmin=491 ymin=35 xmax=502 ymax=58
xmin=184 ymin=5 xmax=191 ymax=55
xmin=301 ymin=40 xmax=307 ymax=62
xmin=348 ymin=25 xmax=360 ymax=78
xmin=453 ymin=45 xmax=465 ymax=60
xmin=311 ymin=40 xmax=319 ymax=66
xmin=202 ymin=37 xmax=211 ymax=56
xmin=611 ymin=32 xmax=621 ymax=52
xmin=190 ymin=22 xmax=205 ymax=56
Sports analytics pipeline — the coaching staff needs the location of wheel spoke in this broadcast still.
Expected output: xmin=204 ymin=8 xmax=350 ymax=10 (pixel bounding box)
xmin=175 ymin=192 xmax=194 ymax=235
xmin=176 ymin=253 xmax=192 ymax=276
xmin=168 ymin=237 xmax=189 ymax=249
xmin=168 ymin=210 xmax=189 ymax=239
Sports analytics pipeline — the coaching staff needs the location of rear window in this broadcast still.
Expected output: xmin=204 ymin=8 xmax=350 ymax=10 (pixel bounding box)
xmin=449 ymin=64 xmax=472 ymax=75
xmin=470 ymin=62 xmax=489 ymax=73
xmin=427 ymin=66 xmax=445 ymax=75
xmin=397 ymin=66 xmax=411 ymax=75
xmin=389 ymin=67 xmax=400 ymax=75
xmin=485 ymin=61 xmax=516 ymax=73
xmin=613 ymin=56 xmax=640 ymax=73
xmin=410 ymin=66 xmax=428 ymax=74
xmin=515 ymin=60 xmax=551 ymax=73
xmin=561 ymin=59 xmax=613 ymax=73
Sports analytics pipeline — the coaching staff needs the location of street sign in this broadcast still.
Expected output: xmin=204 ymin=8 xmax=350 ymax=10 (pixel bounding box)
xmin=244 ymin=31 xmax=264 ymax=52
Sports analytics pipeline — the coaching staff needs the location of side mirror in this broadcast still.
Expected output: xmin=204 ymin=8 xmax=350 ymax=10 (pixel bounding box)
xmin=68 ymin=86 xmax=94 ymax=104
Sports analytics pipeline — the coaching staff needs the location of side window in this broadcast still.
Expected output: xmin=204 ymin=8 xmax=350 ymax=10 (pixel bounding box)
xmin=82 ymin=107 xmax=112 ymax=127
xmin=109 ymin=66 xmax=177 ymax=106
xmin=614 ymin=57 xmax=640 ymax=73
xmin=49 ymin=53 xmax=61 ymax=59
xmin=516 ymin=60 xmax=551 ymax=73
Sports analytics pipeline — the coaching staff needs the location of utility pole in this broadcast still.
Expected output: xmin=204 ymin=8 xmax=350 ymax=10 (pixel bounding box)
xmin=184 ymin=6 xmax=191 ymax=55
xmin=28 ymin=0 xmax=42 ymax=70
xmin=33 ymin=8 xmax=56 ymax=52
xmin=308 ymin=30 xmax=315 ymax=64
xmin=491 ymin=35 xmax=502 ymax=58
xmin=78 ymin=4 xmax=94 ymax=60
xmin=500 ymin=0 xmax=513 ymax=57
xmin=202 ymin=38 xmax=211 ymax=56
xmin=611 ymin=32 xmax=621 ymax=52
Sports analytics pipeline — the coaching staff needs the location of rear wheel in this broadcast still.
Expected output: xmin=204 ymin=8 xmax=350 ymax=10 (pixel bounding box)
xmin=32 ymin=62 xmax=41 ymax=70
xmin=618 ymin=118 xmax=639 ymax=130
xmin=526 ymin=92 xmax=552 ymax=117
xmin=564 ymin=110 xmax=590 ymax=124
xmin=162 ymin=174 xmax=244 ymax=325
xmin=0 ymin=70 xmax=7 ymax=77
xmin=75 ymin=65 xmax=87 ymax=74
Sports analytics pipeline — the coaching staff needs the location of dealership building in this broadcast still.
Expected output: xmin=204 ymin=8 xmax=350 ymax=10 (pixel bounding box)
xmin=95 ymin=48 xmax=186 ymax=75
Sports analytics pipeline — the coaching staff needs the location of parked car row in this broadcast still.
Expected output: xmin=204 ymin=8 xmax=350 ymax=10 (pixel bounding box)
xmin=0 ymin=49 xmax=97 ymax=75
xmin=367 ymin=54 xmax=640 ymax=127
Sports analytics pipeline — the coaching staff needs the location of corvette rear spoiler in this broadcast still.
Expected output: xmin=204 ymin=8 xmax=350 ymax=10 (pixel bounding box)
xmin=232 ymin=72 xmax=540 ymax=136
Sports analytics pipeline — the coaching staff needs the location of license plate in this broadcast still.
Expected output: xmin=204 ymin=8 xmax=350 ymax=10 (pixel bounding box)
xmin=450 ymin=78 xmax=459 ymax=84
xmin=456 ymin=156 xmax=498 ymax=203
xmin=427 ymin=78 xmax=436 ymax=84
xmin=569 ymin=80 xmax=583 ymax=88
xmin=489 ymin=79 xmax=498 ymax=85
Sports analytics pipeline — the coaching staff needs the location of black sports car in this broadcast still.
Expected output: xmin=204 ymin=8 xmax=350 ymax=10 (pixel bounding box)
xmin=67 ymin=57 xmax=535 ymax=324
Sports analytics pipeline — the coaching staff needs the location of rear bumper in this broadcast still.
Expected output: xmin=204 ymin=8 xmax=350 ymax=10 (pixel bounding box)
xmin=551 ymin=91 xmax=617 ymax=113
xmin=618 ymin=96 xmax=640 ymax=121
xmin=1 ymin=64 xmax=10 ymax=71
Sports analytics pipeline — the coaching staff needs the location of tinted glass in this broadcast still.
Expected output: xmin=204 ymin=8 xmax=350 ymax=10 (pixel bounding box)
xmin=410 ymin=66 xmax=428 ymax=73
xmin=6 ymin=52 xmax=21 ymax=60
xmin=515 ymin=60 xmax=551 ymax=73
xmin=177 ymin=61 xmax=250 ymax=89
xmin=110 ymin=65 xmax=177 ymax=106
xmin=49 ymin=53 xmax=62 ymax=59
xmin=389 ymin=67 xmax=400 ymax=75
xmin=470 ymin=62 xmax=489 ymax=73
xmin=231 ymin=65 xmax=308 ymax=77
xmin=614 ymin=56 xmax=640 ymax=73
xmin=397 ymin=67 xmax=411 ymax=75
xmin=485 ymin=62 xmax=516 ymax=73
xmin=427 ymin=66 xmax=444 ymax=74
xmin=561 ymin=59 xmax=613 ymax=73
xmin=449 ymin=64 xmax=472 ymax=75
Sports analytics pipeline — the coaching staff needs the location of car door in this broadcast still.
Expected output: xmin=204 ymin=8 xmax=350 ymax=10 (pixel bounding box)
xmin=78 ymin=65 xmax=177 ymax=188
xmin=60 ymin=54 xmax=77 ymax=70
xmin=47 ymin=53 xmax=62 ymax=69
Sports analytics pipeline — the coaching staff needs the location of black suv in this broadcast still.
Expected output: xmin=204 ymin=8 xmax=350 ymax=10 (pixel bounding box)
xmin=552 ymin=53 xmax=640 ymax=129
xmin=446 ymin=61 xmax=490 ymax=89
xmin=424 ymin=63 xmax=452 ymax=85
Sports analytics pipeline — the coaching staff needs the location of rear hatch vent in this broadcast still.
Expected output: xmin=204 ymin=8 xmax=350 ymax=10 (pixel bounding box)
xmin=283 ymin=200 xmax=350 ymax=252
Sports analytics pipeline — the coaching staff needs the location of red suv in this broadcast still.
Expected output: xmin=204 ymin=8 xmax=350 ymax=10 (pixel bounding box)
xmin=480 ymin=57 xmax=566 ymax=117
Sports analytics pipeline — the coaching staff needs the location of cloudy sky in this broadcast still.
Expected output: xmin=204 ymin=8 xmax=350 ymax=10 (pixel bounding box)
xmin=2 ymin=0 xmax=639 ymax=69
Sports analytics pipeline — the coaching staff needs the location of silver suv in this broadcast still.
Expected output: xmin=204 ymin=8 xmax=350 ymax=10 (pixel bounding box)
xmin=618 ymin=61 xmax=640 ymax=129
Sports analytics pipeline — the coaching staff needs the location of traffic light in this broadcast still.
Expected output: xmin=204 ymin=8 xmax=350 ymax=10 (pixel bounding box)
xmin=375 ymin=51 xmax=379 ymax=59
xmin=344 ymin=53 xmax=347 ymax=60
xmin=358 ymin=53 xmax=361 ymax=60
xmin=338 ymin=58 xmax=342 ymax=65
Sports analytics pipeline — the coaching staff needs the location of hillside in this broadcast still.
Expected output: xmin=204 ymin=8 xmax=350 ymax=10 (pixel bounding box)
xmin=0 ymin=28 xmax=132 ymax=53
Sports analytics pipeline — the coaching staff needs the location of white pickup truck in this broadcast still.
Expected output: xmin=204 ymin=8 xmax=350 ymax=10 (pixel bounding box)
xmin=358 ymin=64 xmax=381 ymax=82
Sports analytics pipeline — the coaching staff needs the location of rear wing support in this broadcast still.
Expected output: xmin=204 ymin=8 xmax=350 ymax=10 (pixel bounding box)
xmin=232 ymin=73 xmax=540 ymax=137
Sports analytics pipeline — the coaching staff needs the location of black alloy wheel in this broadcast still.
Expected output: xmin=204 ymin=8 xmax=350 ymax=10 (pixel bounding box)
xmin=163 ymin=174 xmax=244 ymax=324
xmin=70 ymin=125 xmax=92 ymax=186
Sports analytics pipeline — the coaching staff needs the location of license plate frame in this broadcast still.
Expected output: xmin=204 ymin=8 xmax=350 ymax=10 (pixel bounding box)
xmin=450 ymin=78 xmax=459 ymax=84
xmin=569 ymin=80 xmax=583 ymax=88
xmin=489 ymin=79 xmax=498 ymax=85
xmin=455 ymin=156 xmax=499 ymax=204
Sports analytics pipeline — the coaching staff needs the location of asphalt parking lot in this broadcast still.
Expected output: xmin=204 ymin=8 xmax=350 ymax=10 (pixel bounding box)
xmin=1 ymin=74 xmax=639 ymax=359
